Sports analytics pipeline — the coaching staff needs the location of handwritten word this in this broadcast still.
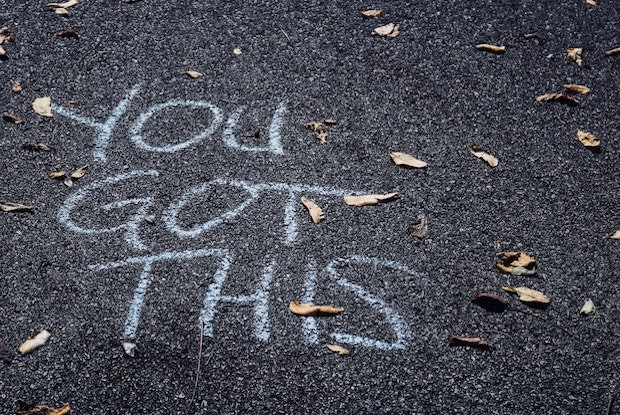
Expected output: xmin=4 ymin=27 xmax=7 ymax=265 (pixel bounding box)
xmin=51 ymin=85 xmax=287 ymax=163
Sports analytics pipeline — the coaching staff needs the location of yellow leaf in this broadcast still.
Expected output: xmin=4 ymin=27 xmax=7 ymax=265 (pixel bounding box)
xmin=502 ymin=286 xmax=550 ymax=306
xmin=343 ymin=192 xmax=399 ymax=206
xmin=576 ymin=130 xmax=600 ymax=148
xmin=289 ymin=300 xmax=344 ymax=316
xmin=475 ymin=43 xmax=505 ymax=54
xmin=183 ymin=70 xmax=202 ymax=79
xmin=300 ymin=196 xmax=324 ymax=224
xmin=567 ymin=47 xmax=583 ymax=66
xmin=605 ymin=47 xmax=620 ymax=57
xmin=389 ymin=151 xmax=427 ymax=168
xmin=19 ymin=330 xmax=52 ymax=355
xmin=326 ymin=344 xmax=350 ymax=355
xmin=361 ymin=9 xmax=382 ymax=17
xmin=562 ymin=84 xmax=590 ymax=94
xmin=468 ymin=144 xmax=498 ymax=167
xmin=373 ymin=23 xmax=399 ymax=38
xmin=33 ymin=97 xmax=53 ymax=117
xmin=47 ymin=0 xmax=78 ymax=8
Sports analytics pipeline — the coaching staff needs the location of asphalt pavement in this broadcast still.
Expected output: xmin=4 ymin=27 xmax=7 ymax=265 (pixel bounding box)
xmin=1 ymin=0 xmax=619 ymax=414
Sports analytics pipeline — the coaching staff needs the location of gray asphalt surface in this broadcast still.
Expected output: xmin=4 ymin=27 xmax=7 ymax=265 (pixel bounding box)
xmin=1 ymin=0 xmax=619 ymax=414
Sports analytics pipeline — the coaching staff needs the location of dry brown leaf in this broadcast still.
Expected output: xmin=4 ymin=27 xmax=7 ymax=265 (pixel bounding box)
xmin=361 ymin=9 xmax=383 ymax=17
xmin=586 ymin=0 xmax=596 ymax=5
xmin=475 ymin=43 xmax=506 ymax=54
xmin=343 ymin=192 xmax=399 ymax=206
xmin=63 ymin=176 xmax=74 ymax=188
xmin=15 ymin=402 xmax=71 ymax=415
xmin=471 ymin=292 xmax=509 ymax=313
xmin=580 ymin=299 xmax=596 ymax=315
xmin=0 ymin=46 xmax=6 ymax=58
xmin=70 ymin=165 xmax=88 ymax=179
xmin=502 ymin=286 xmax=550 ymax=306
xmin=562 ymin=84 xmax=591 ymax=94
xmin=390 ymin=151 xmax=427 ymax=168
xmin=373 ymin=23 xmax=399 ymax=38
xmin=33 ymin=97 xmax=53 ymax=117
xmin=19 ymin=330 xmax=52 ymax=355
xmin=468 ymin=144 xmax=498 ymax=167
xmin=324 ymin=118 xmax=337 ymax=125
xmin=11 ymin=80 xmax=22 ymax=93
xmin=605 ymin=47 xmax=620 ymax=57
xmin=2 ymin=112 xmax=25 ymax=124
xmin=47 ymin=0 xmax=78 ymax=8
xmin=535 ymin=93 xmax=579 ymax=105
xmin=496 ymin=251 xmax=537 ymax=276
xmin=408 ymin=214 xmax=428 ymax=239
xmin=576 ymin=130 xmax=600 ymax=148
xmin=0 ymin=27 xmax=14 ymax=44
xmin=567 ymin=47 xmax=583 ymax=66
xmin=448 ymin=335 xmax=491 ymax=349
xmin=326 ymin=344 xmax=350 ymax=355
xmin=606 ymin=229 xmax=620 ymax=239
xmin=55 ymin=28 xmax=79 ymax=38
xmin=23 ymin=142 xmax=54 ymax=151
xmin=49 ymin=171 xmax=67 ymax=179
xmin=55 ymin=8 xmax=70 ymax=16
xmin=0 ymin=201 xmax=33 ymax=212
xmin=289 ymin=300 xmax=344 ymax=316
xmin=304 ymin=121 xmax=328 ymax=143
xmin=300 ymin=196 xmax=324 ymax=224
xmin=183 ymin=70 xmax=203 ymax=79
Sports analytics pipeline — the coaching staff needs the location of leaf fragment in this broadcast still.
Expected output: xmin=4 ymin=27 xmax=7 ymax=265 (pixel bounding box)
xmin=55 ymin=28 xmax=79 ymax=38
xmin=604 ymin=47 xmax=620 ymax=57
xmin=562 ymin=84 xmax=590 ymax=94
xmin=23 ymin=142 xmax=54 ymax=151
xmin=390 ymin=151 xmax=427 ymax=168
xmin=15 ymin=402 xmax=71 ymax=415
xmin=33 ymin=97 xmax=53 ymax=117
xmin=579 ymin=299 xmax=595 ymax=315
xmin=63 ymin=176 xmax=73 ymax=187
xmin=0 ymin=201 xmax=33 ymax=212
xmin=233 ymin=47 xmax=242 ymax=55
xmin=70 ymin=165 xmax=89 ymax=179
xmin=49 ymin=171 xmax=67 ymax=179
xmin=361 ymin=9 xmax=383 ymax=17
xmin=408 ymin=214 xmax=428 ymax=239
xmin=535 ymin=93 xmax=579 ymax=105
xmin=471 ymin=292 xmax=509 ymax=313
xmin=496 ymin=251 xmax=537 ymax=276
xmin=326 ymin=344 xmax=350 ymax=355
xmin=586 ymin=0 xmax=596 ymax=5
xmin=11 ymin=80 xmax=22 ymax=93
xmin=122 ymin=341 xmax=136 ymax=357
xmin=55 ymin=8 xmax=69 ymax=16
xmin=47 ymin=0 xmax=78 ymax=8
xmin=0 ymin=27 xmax=14 ymax=44
xmin=19 ymin=330 xmax=51 ymax=355
xmin=448 ymin=335 xmax=491 ymax=349
xmin=475 ymin=43 xmax=506 ymax=54
xmin=300 ymin=196 xmax=324 ymax=224
xmin=304 ymin=121 xmax=328 ymax=143
xmin=343 ymin=192 xmax=399 ymax=206
xmin=502 ymin=286 xmax=550 ymax=307
xmin=289 ymin=300 xmax=344 ymax=316
xmin=2 ymin=112 xmax=25 ymax=124
xmin=373 ymin=23 xmax=399 ymax=38
xmin=323 ymin=118 xmax=337 ymax=125
xmin=183 ymin=70 xmax=203 ymax=79
xmin=606 ymin=229 xmax=620 ymax=239
xmin=567 ymin=47 xmax=583 ymax=66
xmin=576 ymin=130 xmax=600 ymax=148
xmin=0 ymin=46 xmax=6 ymax=58
xmin=468 ymin=144 xmax=498 ymax=167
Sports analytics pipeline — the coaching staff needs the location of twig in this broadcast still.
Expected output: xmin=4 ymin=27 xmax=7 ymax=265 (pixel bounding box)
xmin=607 ymin=392 xmax=615 ymax=415
xmin=190 ymin=321 xmax=205 ymax=403
xmin=279 ymin=27 xmax=291 ymax=42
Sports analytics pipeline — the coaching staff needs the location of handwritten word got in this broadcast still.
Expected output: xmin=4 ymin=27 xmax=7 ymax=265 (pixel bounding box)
xmin=52 ymin=85 xmax=287 ymax=163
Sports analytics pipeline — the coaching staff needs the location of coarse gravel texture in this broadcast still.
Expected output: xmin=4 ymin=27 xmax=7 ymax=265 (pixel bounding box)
xmin=1 ymin=0 xmax=619 ymax=414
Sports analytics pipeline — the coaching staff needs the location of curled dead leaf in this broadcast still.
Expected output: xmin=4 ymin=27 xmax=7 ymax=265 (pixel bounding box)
xmin=289 ymin=300 xmax=344 ymax=316
xmin=535 ymin=93 xmax=579 ymax=106
xmin=55 ymin=28 xmax=79 ymax=38
xmin=567 ymin=47 xmax=583 ymax=66
xmin=468 ymin=144 xmax=498 ymax=167
xmin=343 ymin=192 xmax=399 ymax=206
xmin=496 ymin=251 xmax=537 ymax=276
xmin=448 ymin=335 xmax=491 ymax=349
xmin=580 ymin=299 xmax=595 ymax=315
xmin=15 ymin=402 xmax=71 ymax=415
xmin=23 ymin=142 xmax=54 ymax=151
xmin=562 ymin=84 xmax=590 ymax=94
xmin=475 ymin=43 xmax=505 ymax=54
xmin=304 ymin=121 xmax=328 ymax=143
xmin=11 ymin=80 xmax=22 ymax=93
xmin=408 ymin=214 xmax=428 ymax=239
xmin=361 ymin=9 xmax=382 ymax=17
xmin=606 ymin=229 xmax=620 ymax=239
xmin=300 ymin=196 xmax=324 ymax=224
xmin=373 ymin=23 xmax=399 ymax=38
xmin=502 ymin=286 xmax=550 ymax=307
xmin=33 ymin=97 xmax=53 ymax=117
xmin=390 ymin=151 xmax=427 ymax=168
xmin=70 ymin=165 xmax=89 ymax=179
xmin=0 ymin=201 xmax=33 ymax=212
xmin=576 ymin=130 xmax=600 ymax=148
xmin=2 ymin=112 xmax=25 ymax=124
xmin=604 ymin=47 xmax=620 ymax=57
xmin=47 ymin=0 xmax=78 ymax=8
xmin=19 ymin=330 xmax=52 ymax=355
xmin=471 ymin=292 xmax=509 ymax=313
xmin=183 ymin=70 xmax=203 ymax=79
xmin=326 ymin=344 xmax=350 ymax=355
